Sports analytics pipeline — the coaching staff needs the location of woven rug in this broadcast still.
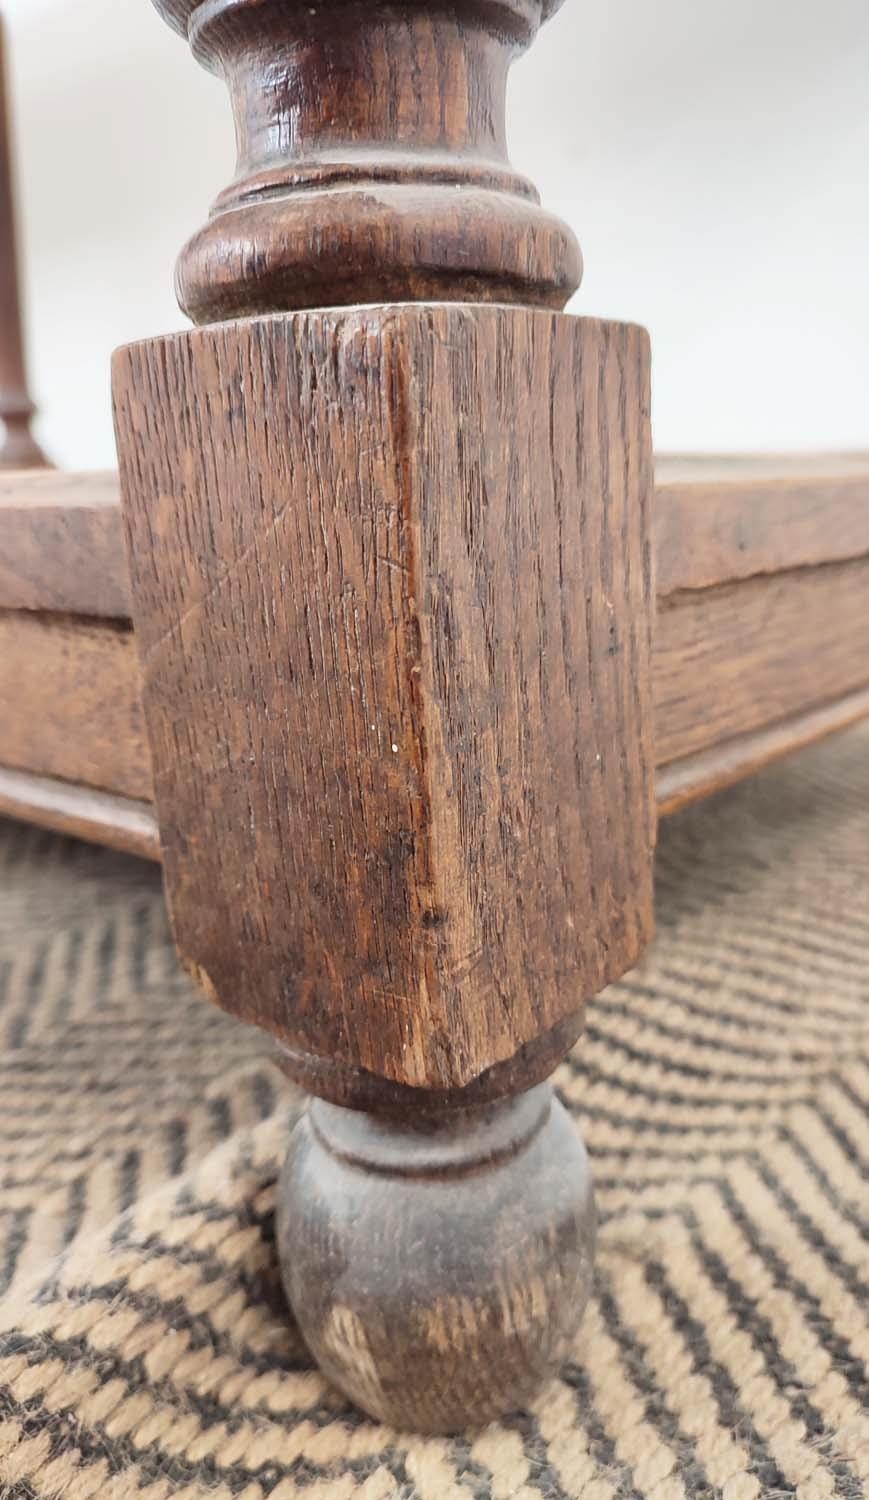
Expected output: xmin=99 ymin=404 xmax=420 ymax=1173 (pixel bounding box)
xmin=0 ymin=726 xmax=867 ymax=1500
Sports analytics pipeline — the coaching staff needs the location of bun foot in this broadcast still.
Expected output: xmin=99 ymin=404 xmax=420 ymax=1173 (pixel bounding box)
xmin=276 ymin=1082 xmax=595 ymax=1433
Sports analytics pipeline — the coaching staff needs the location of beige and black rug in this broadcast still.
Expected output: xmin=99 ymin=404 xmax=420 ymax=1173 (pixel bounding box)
xmin=0 ymin=726 xmax=867 ymax=1498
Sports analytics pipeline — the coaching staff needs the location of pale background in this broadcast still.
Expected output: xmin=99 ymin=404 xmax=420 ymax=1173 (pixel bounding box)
xmin=4 ymin=0 xmax=869 ymax=469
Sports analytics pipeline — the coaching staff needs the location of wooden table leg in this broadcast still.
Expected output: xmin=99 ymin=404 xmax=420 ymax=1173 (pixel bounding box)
xmin=113 ymin=0 xmax=657 ymax=1432
xmin=0 ymin=15 xmax=47 ymax=469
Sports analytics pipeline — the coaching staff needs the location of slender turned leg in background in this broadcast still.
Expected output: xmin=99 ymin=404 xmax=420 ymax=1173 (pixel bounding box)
xmin=113 ymin=0 xmax=656 ymax=1432
xmin=0 ymin=15 xmax=47 ymax=469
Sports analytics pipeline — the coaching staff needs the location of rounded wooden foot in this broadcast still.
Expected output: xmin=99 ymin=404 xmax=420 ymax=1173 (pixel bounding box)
xmin=276 ymin=1082 xmax=595 ymax=1432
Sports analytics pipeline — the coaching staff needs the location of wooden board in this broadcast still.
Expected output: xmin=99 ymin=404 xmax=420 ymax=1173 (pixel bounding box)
xmin=1 ymin=453 xmax=868 ymax=854
xmin=0 ymin=611 xmax=151 ymax=800
xmin=655 ymin=454 xmax=869 ymax=596
xmin=656 ymin=686 xmax=869 ymax=815
xmin=0 ymin=766 xmax=160 ymax=860
xmin=653 ymin=555 xmax=869 ymax=767
xmin=2 ymin=455 xmax=868 ymax=617
xmin=5 ymin=680 xmax=865 ymax=858
xmin=0 ymin=470 xmax=130 ymax=616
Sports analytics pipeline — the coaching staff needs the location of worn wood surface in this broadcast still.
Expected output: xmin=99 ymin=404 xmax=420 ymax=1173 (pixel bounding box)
xmin=4 ymin=651 xmax=867 ymax=851
xmin=114 ymin=304 xmax=655 ymax=1096
xmin=654 ymin=555 xmax=869 ymax=767
xmin=0 ymin=17 xmax=46 ymax=468
xmin=277 ymin=1082 xmax=595 ymax=1430
xmin=152 ymin=0 xmax=580 ymax=324
xmin=0 ymin=470 xmax=130 ymax=616
xmin=2 ymin=456 xmax=869 ymax=840
xmin=3 ymin=455 xmax=868 ymax=617
xmin=655 ymin=455 xmax=869 ymax=596
xmin=656 ymin=685 xmax=869 ymax=816
xmin=0 ymin=766 xmax=160 ymax=859
xmin=0 ymin=611 xmax=150 ymax=799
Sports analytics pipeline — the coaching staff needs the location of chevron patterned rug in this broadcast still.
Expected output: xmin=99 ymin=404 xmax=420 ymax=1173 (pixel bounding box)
xmin=0 ymin=725 xmax=867 ymax=1499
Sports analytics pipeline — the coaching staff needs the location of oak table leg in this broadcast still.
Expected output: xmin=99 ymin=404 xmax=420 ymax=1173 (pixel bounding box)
xmin=113 ymin=0 xmax=656 ymax=1432
xmin=0 ymin=15 xmax=46 ymax=469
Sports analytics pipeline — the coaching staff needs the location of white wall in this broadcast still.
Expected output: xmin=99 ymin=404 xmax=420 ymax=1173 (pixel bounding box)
xmin=4 ymin=0 xmax=869 ymax=469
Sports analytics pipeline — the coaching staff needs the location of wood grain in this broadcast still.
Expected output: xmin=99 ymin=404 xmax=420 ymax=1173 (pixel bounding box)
xmin=2 ymin=458 xmax=868 ymax=841
xmin=0 ymin=611 xmax=151 ymax=800
xmin=114 ymin=304 xmax=655 ymax=1096
xmin=656 ymin=461 xmax=869 ymax=596
xmin=654 ymin=555 xmax=869 ymax=767
xmin=656 ymin=685 xmax=869 ymax=816
xmin=0 ymin=766 xmax=159 ymax=860
xmin=151 ymin=0 xmax=580 ymax=324
xmin=3 ymin=455 xmax=867 ymax=616
xmin=0 ymin=471 xmax=130 ymax=616
xmin=3 ymin=670 xmax=865 ymax=852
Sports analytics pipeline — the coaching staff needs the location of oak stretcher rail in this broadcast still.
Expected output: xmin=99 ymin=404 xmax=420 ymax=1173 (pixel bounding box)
xmin=1 ymin=453 xmax=868 ymax=859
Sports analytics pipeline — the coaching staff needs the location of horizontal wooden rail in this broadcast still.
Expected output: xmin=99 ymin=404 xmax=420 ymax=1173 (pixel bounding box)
xmin=4 ymin=455 xmax=869 ymax=617
xmin=0 ymin=470 xmax=127 ymax=615
xmin=656 ymin=686 xmax=869 ymax=815
xmin=1 ymin=453 xmax=868 ymax=856
xmin=654 ymin=454 xmax=869 ymax=595
xmin=0 ymin=611 xmax=149 ymax=799
xmin=0 ymin=767 xmax=159 ymax=860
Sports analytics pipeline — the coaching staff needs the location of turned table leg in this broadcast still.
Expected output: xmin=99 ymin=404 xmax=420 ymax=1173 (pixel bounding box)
xmin=0 ymin=15 xmax=46 ymax=469
xmin=113 ymin=0 xmax=656 ymax=1432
